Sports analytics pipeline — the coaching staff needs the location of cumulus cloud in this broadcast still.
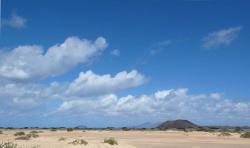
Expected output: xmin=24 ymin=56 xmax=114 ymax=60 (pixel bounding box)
xmin=0 ymin=84 xmax=50 ymax=113
xmin=110 ymin=49 xmax=120 ymax=57
xmin=0 ymin=82 xmax=64 ymax=110
xmin=2 ymin=13 xmax=27 ymax=29
xmin=57 ymin=88 xmax=250 ymax=121
xmin=0 ymin=69 xmax=146 ymax=113
xmin=0 ymin=36 xmax=107 ymax=80
xmin=66 ymin=70 xmax=147 ymax=97
xmin=202 ymin=26 xmax=242 ymax=49
xmin=1 ymin=76 xmax=250 ymax=124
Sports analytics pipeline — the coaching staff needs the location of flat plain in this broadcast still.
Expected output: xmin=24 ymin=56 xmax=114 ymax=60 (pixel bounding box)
xmin=1 ymin=129 xmax=250 ymax=148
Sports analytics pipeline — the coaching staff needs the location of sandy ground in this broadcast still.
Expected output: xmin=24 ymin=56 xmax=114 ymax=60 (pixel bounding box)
xmin=0 ymin=129 xmax=250 ymax=148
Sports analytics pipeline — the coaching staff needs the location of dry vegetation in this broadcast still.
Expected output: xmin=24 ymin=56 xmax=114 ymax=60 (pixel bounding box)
xmin=240 ymin=132 xmax=250 ymax=138
xmin=0 ymin=141 xmax=18 ymax=148
xmin=1 ymin=129 xmax=250 ymax=148
xmin=218 ymin=132 xmax=232 ymax=137
xmin=58 ymin=137 xmax=66 ymax=141
xmin=68 ymin=139 xmax=88 ymax=145
xmin=104 ymin=137 xmax=118 ymax=145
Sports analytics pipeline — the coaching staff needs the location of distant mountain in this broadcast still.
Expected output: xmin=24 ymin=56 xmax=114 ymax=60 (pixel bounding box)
xmin=75 ymin=125 xmax=87 ymax=129
xmin=132 ymin=122 xmax=161 ymax=129
xmin=157 ymin=119 xmax=198 ymax=129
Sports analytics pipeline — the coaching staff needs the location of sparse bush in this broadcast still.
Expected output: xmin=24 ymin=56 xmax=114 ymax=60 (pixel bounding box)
xmin=50 ymin=128 xmax=57 ymax=132
xmin=15 ymin=135 xmax=31 ymax=140
xmin=220 ymin=128 xmax=230 ymax=132
xmin=30 ymin=146 xmax=40 ymax=148
xmin=138 ymin=128 xmax=146 ymax=131
xmin=58 ymin=137 xmax=66 ymax=141
xmin=122 ymin=127 xmax=129 ymax=131
xmin=68 ymin=139 xmax=88 ymax=145
xmin=15 ymin=132 xmax=39 ymax=140
xmin=197 ymin=127 xmax=215 ymax=133
xmin=240 ymin=132 xmax=250 ymax=138
xmin=14 ymin=132 xmax=25 ymax=136
xmin=27 ymin=133 xmax=39 ymax=138
xmin=105 ymin=127 xmax=114 ymax=131
xmin=67 ymin=128 xmax=73 ymax=132
xmin=234 ymin=127 xmax=242 ymax=133
xmin=104 ymin=137 xmax=118 ymax=145
xmin=0 ymin=131 xmax=2 ymax=134
xmin=30 ymin=131 xmax=39 ymax=134
xmin=183 ymin=128 xmax=189 ymax=132
xmin=0 ymin=141 xmax=18 ymax=148
xmin=218 ymin=132 xmax=232 ymax=137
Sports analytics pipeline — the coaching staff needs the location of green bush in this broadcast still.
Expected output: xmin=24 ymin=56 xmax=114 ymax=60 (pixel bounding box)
xmin=240 ymin=132 xmax=250 ymax=138
xmin=67 ymin=128 xmax=73 ymax=132
xmin=104 ymin=137 xmax=118 ymax=145
xmin=68 ymin=139 xmax=88 ymax=145
xmin=0 ymin=141 xmax=18 ymax=148
xmin=14 ymin=132 xmax=25 ymax=136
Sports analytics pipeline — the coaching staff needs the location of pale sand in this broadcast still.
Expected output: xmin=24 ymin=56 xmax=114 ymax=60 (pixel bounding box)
xmin=1 ymin=129 xmax=250 ymax=148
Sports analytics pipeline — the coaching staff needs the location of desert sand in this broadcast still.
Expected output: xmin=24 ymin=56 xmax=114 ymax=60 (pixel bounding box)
xmin=1 ymin=129 xmax=250 ymax=148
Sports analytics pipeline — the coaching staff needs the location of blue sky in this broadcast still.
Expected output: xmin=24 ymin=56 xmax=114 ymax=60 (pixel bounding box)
xmin=0 ymin=0 xmax=250 ymax=127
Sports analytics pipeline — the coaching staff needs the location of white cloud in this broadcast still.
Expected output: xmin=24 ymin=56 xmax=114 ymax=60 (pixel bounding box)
xmin=150 ymin=40 xmax=171 ymax=55
xmin=0 ymin=36 xmax=107 ymax=80
xmin=66 ymin=70 xmax=147 ymax=97
xmin=202 ymin=26 xmax=242 ymax=48
xmin=110 ymin=49 xmax=120 ymax=57
xmin=57 ymin=88 xmax=250 ymax=121
xmin=0 ymin=69 xmax=146 ymax=113
xmin=1 ymin=74 xmax=250 ymax=123
xmin=2 ymin=13 xmax=27 ymax=29
xmin=0 ymin=82 xmax=60 ymax=112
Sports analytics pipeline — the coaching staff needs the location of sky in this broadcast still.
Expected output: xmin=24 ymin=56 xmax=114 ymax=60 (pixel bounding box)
xmin=0 ymin=0 xmax=250 ymax=127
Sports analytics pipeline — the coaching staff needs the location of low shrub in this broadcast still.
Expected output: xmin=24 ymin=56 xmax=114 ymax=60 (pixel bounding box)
xmin=104 ymin=137 xmax=118 ymax=145
xmin=122 ymin=127 xmax=130 ymax=131
xmin=0 ymin=131 xmax=2 ymax=134
xmin=27 ymin=133 xmax=39 ymax=138
xmin=197 ymin=127 xmax=215 ymax=133
xmin=234 ymin=127 xmax=242 ymax=133
xmin=67 ymin=128 xmax=73 ymax=132
xmin=15 ymin=135 xmax=31 ymax=140
xmin=68 ymin=139 xmax=88 ymax=145
xmin=0 ymin=141 xmax=18 ymax=148
xmin=30 ymin=131 xmax=39 ymax=134
xmin=240 ymin=132 xmax=250 ymax=138
xmin=30 ymin=146 xmax=40 ymax=148
xmin=15 ymin=133 xmax=39 ymax=140
xmin=218 ymin=132 xmax=232 ymax=137
xmin=58 ymin=137 xmax=66 ymax=141
xmin=50 ymin=128 xmax=57 ymax=132
xmin=14 ymin=132 xmax=25 ymax=136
